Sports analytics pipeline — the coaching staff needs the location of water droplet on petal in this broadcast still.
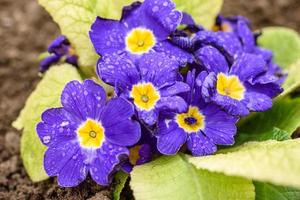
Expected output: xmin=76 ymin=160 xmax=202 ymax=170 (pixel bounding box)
xmin=42 ymin=136 xmax=51 ymax=144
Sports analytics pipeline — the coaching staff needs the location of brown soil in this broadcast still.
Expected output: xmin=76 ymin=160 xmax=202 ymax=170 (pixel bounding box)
xmin=0 ymin=0 xmax=299 ymax=199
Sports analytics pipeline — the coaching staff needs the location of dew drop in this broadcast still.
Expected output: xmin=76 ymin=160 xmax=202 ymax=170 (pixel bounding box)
xmin=42 ymin=136 xmax=51 ymax=144
xmin=152 ymin=6 xmax=159 ymax=12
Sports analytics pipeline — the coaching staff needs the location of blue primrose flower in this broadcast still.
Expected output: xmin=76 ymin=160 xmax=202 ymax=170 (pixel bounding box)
xmin=97 ymin=52 xmax=190 ymax=126
xmin=156 ymin=70 xmax=238 ymax=156
xmin=89 ymin=0 xmax=192 ymax=65
xmin=196 ymin=46 xmax=276 ymax=116
xmin=36 ymin=80 xmax=141 ymax=187
xmin=40 ymin=35 xmax=78 ymax=73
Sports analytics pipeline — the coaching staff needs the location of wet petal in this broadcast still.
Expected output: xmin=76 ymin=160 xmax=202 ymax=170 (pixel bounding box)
xmin=90 ymin=142 xmax=129 ymax=185
xmin=244 ymin=92 xmax=272 ymax=112
xmin=160 ymin=81 xmax=190 ymax=97
xmin=157 ymin=96 xmax=188 ymax=113
xmin=212 ymin=94 xmax=249 ymax=116
xmin=187 ymin=133 xmax=217 ymax=156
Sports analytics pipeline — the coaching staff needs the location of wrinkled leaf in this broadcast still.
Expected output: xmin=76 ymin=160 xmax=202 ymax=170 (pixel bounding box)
xmin=173 ymin=0 xmax=223 ymax=29
xmin=258 ymin=27 xmax=300 ymax=69
xmin=38 ymin=0 xmax=135 ymax=76
xmin=13 ymin=64 xmax=82 ymax=181
xmin=189 ymin=139 xmax=300 ymax=189
xmin=131 ymin=154 xmax=255 ymax=200
xmin=254 ymin=182 xmax=300 ymax=200
xmin=238 ymin=98 xmax=300 ymax=138
xmin=113 ymin=171 xmax=129 ymax=200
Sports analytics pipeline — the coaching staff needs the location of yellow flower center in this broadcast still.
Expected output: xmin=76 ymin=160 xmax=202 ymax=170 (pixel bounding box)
xmin=176 ymin=106 xmax=205 ymax=133
xmin=130 ymin=82 xmax=160 ymax=111
xmin=216 ymin=73 xmax=245 ymax=101
xmin=125 ymin=28 xmax=156 ymax=54
xmin=77 ymin=119 xmax=105 ymax=148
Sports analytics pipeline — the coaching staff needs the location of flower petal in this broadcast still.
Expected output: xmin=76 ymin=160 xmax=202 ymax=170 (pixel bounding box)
xmin=90 ymin=142 xmax=129 ymax=186
xmin=97 ymin=54 xmax=139 ymax=91
xmin=187 ymin=133 xmax=217 ymax=156
xmin=138 ymin=109 xmax=158 ymax=126
xmin=244 ymin=92 xmax=273 ymax=112
xmin=212 ymin=94 xmax=249 ymax=116
xmin=230 ymin=53 xmax=267 ymax=81
xmin=89 ymin=17 xmax=127 ymax=55
xmin=157 ymin=120 xmax=187 ymax=155
xmin=157 ymin=96 xmax=188 ymax=113
xmin=160 ymin=81 xmax=190 ymax=97
xmin=203 ymin=104 xmax=237 ymax=145
xmin=194 ymin=45 xmax=229 ymax=73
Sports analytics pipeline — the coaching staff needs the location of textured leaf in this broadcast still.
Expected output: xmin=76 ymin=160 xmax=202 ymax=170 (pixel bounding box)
xmin=254 ymin=182 xmax=300 ymax=200
xmin=189 ymin=139 xmax=300 ymax=189
xmin=173 ymin=0 xmax=223 ymax=29
xmin=130 ymin=154 xmax=255 ymax=200
xmin=258 ymin=27 xmax=300 ymax=69
xmin=38 ymin=0 xmax=135 ymax=75
xmin=238 ymin=98 xmax=300 ymax=138
xmin=113 ymin=171 xmax=129 ymax=200
xmin=280 ymin=59 xmax=300 ymax=97
xmin=13 ymin=64 xmax=82 ymax=181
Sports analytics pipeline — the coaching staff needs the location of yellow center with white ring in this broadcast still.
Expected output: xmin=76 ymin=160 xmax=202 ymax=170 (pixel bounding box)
xmin=130 ymin=82 xmax=160 ymax=111
xmin=125 ymin=28 xmax=156 ymax=54
xmin=176 ymin=106 xmax=205 ymax=133
xmin=216 ymin=72 xmax=245 ymax=101
xmin=77 ymin=119 xmax=105 ymax=148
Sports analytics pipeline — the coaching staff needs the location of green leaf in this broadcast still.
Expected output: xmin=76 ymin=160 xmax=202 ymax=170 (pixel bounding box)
xmin=130 ymin=154 xmax=255 ymax=200
xmin=254 ymin=182 xmax=300 ymax=200
xmin=13 ymin=64 xmax=82 ymax=181
xmin=280 ymin=59 xmax=300 ymax=97
xmin=38 ymin=0 xmax=135 ymax=76
xmin=258 ymin=27 xmax=300 ymax=69
xmin=235 ymin=128 xmax=290 ymax=146
xmin=189 ymin=139 xmax=300 ymax=189
xmin=113 ymin=171 xmax=129 ymax=200
xmin=238 ymin=98 xmax=300 ymax=138
xmin=173 ymin=0 xmax=223 ymax=29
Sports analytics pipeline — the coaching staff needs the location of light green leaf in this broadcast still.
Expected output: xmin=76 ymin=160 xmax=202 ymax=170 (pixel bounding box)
xmin=113 ymin=171 xmax=129 ymax=200
xmin=280 ymin=59 xmax=300 ymax=97
xmin=238 ymin=98 xmax=300 ymax=137
xmin=254 ymin=182 xmax=300 ymax=200
xmin=173 ymin=0 xmax=223 ymax=29
xmin=13 ymin=64 xmax=82 ymax=181
xmin=189 ymin=139 xmax=300 ymax=189
xmin=38 ymin=0 xmax=135 ymax=76
xmin=131 ymin=154 xmax=255 ymax=200
xmin=258 ymin=27 xmax=300 ymax=69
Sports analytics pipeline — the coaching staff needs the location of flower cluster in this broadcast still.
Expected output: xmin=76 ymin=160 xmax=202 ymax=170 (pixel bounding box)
xmin=37 ymin=0 xmax=284 ymax=187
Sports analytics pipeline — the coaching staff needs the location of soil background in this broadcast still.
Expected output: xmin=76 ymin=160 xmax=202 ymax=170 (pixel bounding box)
xmin=0 ymin=0 xmax=299 ymax=199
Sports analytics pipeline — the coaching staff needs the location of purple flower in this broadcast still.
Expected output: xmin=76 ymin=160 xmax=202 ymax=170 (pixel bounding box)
xmin=40 ymin=35 xmax=78 ymax=73
xmin=36 ymin=80 xmax=141 ymax=187
xmin=97 ymin=52 xmax=190 ymax=126
xmin=156 ymin=70 xmax=238 ymax=156
xmin=89 ymin=0 xmax=192 ymax=65
xmin=196 ymin=46 xmax=274 ymax=116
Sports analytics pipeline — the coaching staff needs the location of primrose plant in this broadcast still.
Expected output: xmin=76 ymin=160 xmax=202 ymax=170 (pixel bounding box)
xmin=14 ymin=0 xmax=300 ymax=199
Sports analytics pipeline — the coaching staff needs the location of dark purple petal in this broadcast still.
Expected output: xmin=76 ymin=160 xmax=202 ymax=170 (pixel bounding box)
xmin=201 ymin=72 xmax=217 ymax=101
xmin=39 ymin=54 xmax=60 ymax=73
xmin=212 ymin=94 xmax=249 ymax=116
xmin=36 ymin=108 xmax=77 ymax=147
xmin=48 ymin=35 xmax=69 ymax=56
xmin=187 ymin=133 xmax=217 ymax=156
xmin=243 ymin=92 xmax=272 ymax=112
xmin=181 ymin=12 xmax=196 ymax=26
xmin=237 ymin=18 xmax=255 ymax=52
xmin=160 ymin=81 xmax=190 ymax=97
xmin=138 ymin=52 xmax=179 ymax=87
xmin=90 ymin=142 xmax=129 ymax=186
xmin=154 ymin=41 xmax=193 ymax=66
xmin=97 ymin=54 xmax=139 ymax=91
xmin=61 ymin=80 xmax=106 ymax=121
xmin=136 ymin=144 xmax=152 ymax=165
xmin=141 ymin=0 xmax=182 ymax=39
xmin=203 ymin=104 xmax=237 ymax=145
xmin=89 ymin=17 xmax=127 ymax=55
xmin=157 ymin=121 xmax=187 ymax=155
xmin=66 ymin=55 xmax=78 ymax=67
xmin=195 ymin=46 xmax=229 ymax=73
xmin=157 ymin=96 xmax=188 ymax=113
xmin=230 ymin=53 xmax=267 ymax=81
xmin=121 ymin=1 xmax=142 ymax=24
